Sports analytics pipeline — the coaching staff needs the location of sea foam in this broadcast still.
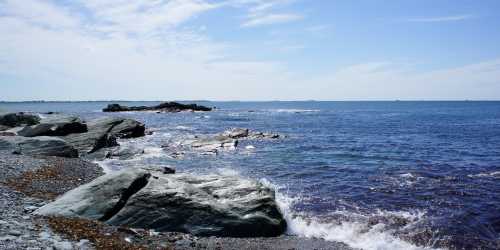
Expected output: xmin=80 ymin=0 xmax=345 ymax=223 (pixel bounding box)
xmin=260 ymin=178 xmax=437 ymax=250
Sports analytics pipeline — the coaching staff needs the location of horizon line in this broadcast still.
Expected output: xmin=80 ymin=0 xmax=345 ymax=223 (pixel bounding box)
xmin=1 ymin=99 xmax=500 ymax=103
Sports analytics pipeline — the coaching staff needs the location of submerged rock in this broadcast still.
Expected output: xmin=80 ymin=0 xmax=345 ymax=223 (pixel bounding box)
xmin=17 ymin=115 xmax=87 ymax=137
xmin=103 ymin=102 xmax=212 ymax=113
xmin=36 ymin=168 xmax=287 ymax=237
xmin=62 ymin=117 xmax=145 ymax=154
xmin=191 ymin=135 xmax=238 ymax=150
xmin=220 ymin=128 xmax=282 ymax=140
xmin=222 ymin=128 xmax=249 ymax=139
xmin=0 ymin=112 xmax=40 ymax=127
xmin=0 ymin=136 xmax=78 ymax=158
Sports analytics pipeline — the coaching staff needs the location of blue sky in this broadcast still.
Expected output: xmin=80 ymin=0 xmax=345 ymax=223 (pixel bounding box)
xmin=1 ymin=0 xmax=500 ymax=101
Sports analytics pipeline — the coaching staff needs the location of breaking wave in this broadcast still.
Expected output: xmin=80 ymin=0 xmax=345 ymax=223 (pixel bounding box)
xmin=260 ymin=178 xmax=437 ymax=250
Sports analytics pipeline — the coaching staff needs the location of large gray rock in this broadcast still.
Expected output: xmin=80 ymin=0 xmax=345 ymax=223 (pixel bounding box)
xmin=17 ymin=115 xmax=87 ymax=137
xmin=62 ymin=117 xmax=145 ymax=154
xmin=0 ymin=112 xmax=40 ymax=127
xmin=0 ymin=136 xmax=78 ymax=158
xmin=36 ymin=168 xmax=287 ymax=237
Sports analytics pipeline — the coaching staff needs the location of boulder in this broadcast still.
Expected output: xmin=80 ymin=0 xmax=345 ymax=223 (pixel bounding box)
xmin=36 ymin=168 xmax=287 ymax=237
xmin=0 ymin=112 xmax=40 ymax=127
xmin=17 ymin=115 xmax=87 ymax=137
xmin=0 ymin=136 xmax=78 ymax=158
xmin=103 ymin=102 xmax=212 ymax=113
xmin=109 ymin=119 xmax=145 ymax=139
xmin=62 ymin=117 xmax=144 ymax=154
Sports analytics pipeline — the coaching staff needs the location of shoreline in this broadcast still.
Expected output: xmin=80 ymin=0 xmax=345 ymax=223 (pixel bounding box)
xmin=0 ymin=110 xmax=353 ymax=250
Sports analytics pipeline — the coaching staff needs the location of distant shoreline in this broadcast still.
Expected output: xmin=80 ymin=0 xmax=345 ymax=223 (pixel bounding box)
xmin=1 ymin=100 xmax=500 ymax=103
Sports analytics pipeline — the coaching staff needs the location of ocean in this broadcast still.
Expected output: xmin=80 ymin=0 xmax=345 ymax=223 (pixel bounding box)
xmin=1 ymin=101 xmax=499 ymax=250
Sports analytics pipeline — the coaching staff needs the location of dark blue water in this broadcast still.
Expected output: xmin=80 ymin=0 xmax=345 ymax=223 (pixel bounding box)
xmin=1 ymin=101 xmax=499 ymax=250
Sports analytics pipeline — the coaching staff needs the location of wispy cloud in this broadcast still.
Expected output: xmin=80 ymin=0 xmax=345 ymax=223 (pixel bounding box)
xmin=242 ymin=13 xmax=302 ymax=27
xmin=230 ymin=0 xmax=303 ymax=28
xmin=405 ymin=14 xmax=474 ymax=23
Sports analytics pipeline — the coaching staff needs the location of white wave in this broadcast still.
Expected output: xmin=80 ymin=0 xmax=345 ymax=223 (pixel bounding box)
xmin=468 ymin=171 xmax=500 ymax=178
xmin=140 ymin=147 xmax=164 ymax=158
xmin=175 ymin=125 xmax=193 ymax=130
xmin=94 ymin=159 xmax=119 ymax=174
xmin=400 ymin=173 xmax=415 ymax=178
xmin=245 ymin=145 xmax=256 ymax=150
xmin=217 ymin=168 xmax=240 ymax=176
xmin=260 ymin=178 xmax=435 ymax=250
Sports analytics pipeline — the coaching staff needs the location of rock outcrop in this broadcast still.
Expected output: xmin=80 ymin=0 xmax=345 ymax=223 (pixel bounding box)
xmin=0 ymin=136 xmax=78 ymax=158
xmin=103 ymin=102 xmax=212 ymax=113
xmin=0 ymin=112 xmax=40 ymax=127
xmin=62 ymin=117 xmax=145 ymax=154
xmin=17 ymin=115 xmax=87 ymax=137
xmin=36 ymin=168 xmax=287 ymax=237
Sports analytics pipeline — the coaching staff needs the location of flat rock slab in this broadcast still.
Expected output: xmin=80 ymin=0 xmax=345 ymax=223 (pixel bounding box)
xmin=36 ymin=168 xmax=287 ymax=237
xmin=0 ymin=136 xmax=78 ymax=158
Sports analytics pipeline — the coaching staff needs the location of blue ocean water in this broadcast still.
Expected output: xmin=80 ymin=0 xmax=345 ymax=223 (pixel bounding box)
xmin=1 ymin=101 xmax=499 ymax=249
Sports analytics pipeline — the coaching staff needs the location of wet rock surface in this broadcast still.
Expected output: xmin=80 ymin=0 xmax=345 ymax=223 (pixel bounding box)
xmin=0 ymin=136 xmax=79 ymax=158
xmin=103 ymin=102 xmax=212 ymax=113
xmin=37 ymin=168 xmax=287 ymax=237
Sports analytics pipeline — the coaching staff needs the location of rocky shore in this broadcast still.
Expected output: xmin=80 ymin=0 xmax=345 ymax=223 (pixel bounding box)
xmin=0 ymin=111 xmax=353 ymax=250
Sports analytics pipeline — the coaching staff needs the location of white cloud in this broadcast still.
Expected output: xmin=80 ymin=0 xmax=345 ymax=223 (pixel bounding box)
xmin=301 ymin=60 xmax=500 ymax=100
xmin=405 ymin=14 xmax=474 ymax=23
xmin=0 ymin=0 xmax=80 ymax=29
xmin=0 ymin=0 xmax=297 ymax=101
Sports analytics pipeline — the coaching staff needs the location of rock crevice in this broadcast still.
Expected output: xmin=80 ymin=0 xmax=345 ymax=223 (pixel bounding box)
xmin=99 ymin=173 xmax=151 ymax=222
